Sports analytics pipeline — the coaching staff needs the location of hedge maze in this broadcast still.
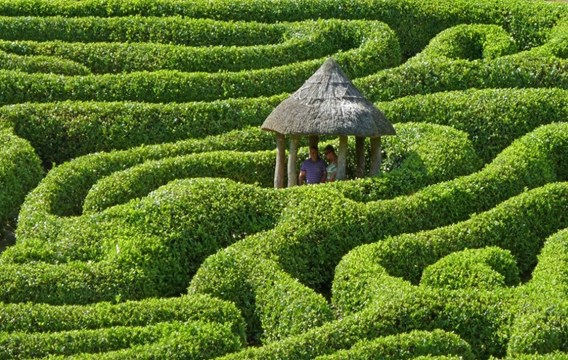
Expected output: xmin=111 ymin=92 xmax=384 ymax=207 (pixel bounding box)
xmin=0 ymin=0 xmax=566 ymax=358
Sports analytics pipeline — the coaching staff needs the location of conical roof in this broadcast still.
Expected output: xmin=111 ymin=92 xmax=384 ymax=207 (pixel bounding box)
xmin=261 ymin=58 xmax=395 ymax=137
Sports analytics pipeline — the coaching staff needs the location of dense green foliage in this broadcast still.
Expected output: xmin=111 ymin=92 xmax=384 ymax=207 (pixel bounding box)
xmin=0 ymin=0 xmax=566 ymax=358
xmin=0 ymin=129 xmax=43 ymax=225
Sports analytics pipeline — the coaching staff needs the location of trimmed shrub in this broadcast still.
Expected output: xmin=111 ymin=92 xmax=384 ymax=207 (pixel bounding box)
xmin=355 ymin=54 xmax=568 ymax=104
xmin=0 ymin=129 xmax=43 ymax=225
xmin=2 ymin=178 xmax=285 ymax=303
xmin=0 ymin=0 xmax=563 ymax=56
xmin=379 ymin=88 xmax=568 ymax=162
xmin=35 ymin=321 xmax=242 ymax=359
xmin=0 ymin=293 xmax=246 ymax=359
xmin=313 ymin=329 xmax=474 ymax=360
xmin=0 ymin=49 xmax=91 ymax=75
xmin=507 ymin=229 xmax=568 ymax=356
xmin=0 ymin=20 xmax=399 ymax=106
xmin=0 ymin=98 xmax=283 ymax=165
xmin=189 ymin=249 xmax=333 ymax=345
xmin=84 ymin=122 xmax=481 ymax=212
xmin=0 ymin=19 xmax=401 ymax=74
xmin=414 ymin=24 xmax=518 ymax=61
xmin=331 ymin=182 xmax=568 ymax=358
xmin=420 ymin=247 xmax=521 ymax=290
xmin=82 ymin=150 xmax=275 ymax=212
xmin=0 ymin=16 xmax=286 ymax=46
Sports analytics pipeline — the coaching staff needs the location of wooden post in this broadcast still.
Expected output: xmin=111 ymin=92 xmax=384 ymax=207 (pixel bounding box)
xmin=336 ymin=136 xmax=348 ymax=180
xmin=287 ymin=136 xmax=299 ymax=187
xmin=308 ymin=135 xmax=319 ymax=148
xmin=355 ymin=136 xmax=365 ymax=179
xmin=274 ymin=133 xmax=286 ymax=188
xmin=370 ymin=136 xmax=382 ymax=176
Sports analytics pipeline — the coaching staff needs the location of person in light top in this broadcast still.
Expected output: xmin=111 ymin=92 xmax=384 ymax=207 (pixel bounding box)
xmin=323 ymin=144 xmax=338 ymax=182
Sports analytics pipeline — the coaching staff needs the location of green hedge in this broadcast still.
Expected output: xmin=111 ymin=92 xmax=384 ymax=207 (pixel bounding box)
xmin=327 ymin=122 xmax=483 ymax=202
xmin=0 ymin=129 xmax=43 ymax=225
xmin=379 ymin=88 xmax=568 ymax=163
xmin=2 ymin=87 xmax=562 ymax=170
xmin=1 ymin=178 xmax=284 ymax=304
xmin=0 ymin=292 xmax=244 ymax=335
xmin=82 ymin=150 xmax=276 ymax=213
xmin=420 ymin=247 xmax=521 ymax=290
xmin=1 ymin=44 xmax=564 ymax=107
xmin=0 ymin=16 xmax=286 ymax=46
xmin=41 ymin=321 xmax=241 ymax=359
xmin=189 ymin=252 xmax=333 ymax=345
xmin=0 ymin=293 xmax=246 ymax=358
xmin=0 ymin=49 xmax=90 ymax=75
xmin=355 ymin=54 xmax=568 ymax=104
xmin=214 ymin=178 xmax=568 ymax=358
xmin=507 ymin=229 xmax=568 ymax=356
xmin=414 ymin=24 xmax=518 ymax=61
xmin=331 ymin=182 xmax=568 ymax=358
xmin=189 ymin=122 xmax=568 ymax=345
xmin=0 ymin=98 xmax=283 ymax=166
xmin=313 ymin=330 xmax=474 ymax=360
xmin=0 ymin=21 xmax=400 ymax=105
xmin=0 ymin=19 xmax=401 ymax=74
xmin=0 ymin=0 xmax=563 ymax=57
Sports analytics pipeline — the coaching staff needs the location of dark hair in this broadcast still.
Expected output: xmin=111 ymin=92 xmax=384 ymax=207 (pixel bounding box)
xmin=324 ymin=145 xmax=335 ymax=154
xmin=309 ymin=145 xmax=319 ymax=151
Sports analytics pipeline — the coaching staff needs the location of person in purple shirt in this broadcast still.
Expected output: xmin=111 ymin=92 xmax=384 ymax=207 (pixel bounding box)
xmin=298 ymin=146 xmax=327 ymax=185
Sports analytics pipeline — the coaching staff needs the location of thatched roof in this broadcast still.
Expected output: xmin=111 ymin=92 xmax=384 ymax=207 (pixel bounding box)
xmin=261 ymin=57 xmax=395 ymax=137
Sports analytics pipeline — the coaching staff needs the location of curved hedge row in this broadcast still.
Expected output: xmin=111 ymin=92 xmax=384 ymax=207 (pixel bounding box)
xmin=319 ymin=183 xmax=567 ymax=359
xmin=0 ymin=0 xmax=564 ymax=57
xmin=0 ymin=294 xmax=245 ymax=358
xmin=1 ymin=44 xmax=564 ymax=107
xmin=0 ymin=123 xmax=476 ymax=306
xmin=507 ymin=228 xmax=568 ymax=356
xmin=380 ymin=88 xmax=568 ymax=163
xmin=314 ymin=330 xmax=474 ymax=360
xmin=0 ymin=87 xmax=563 ymax=168
xmin=2 ymin=321 xmax=241 ymax=359
xmin=188 ymin=123 xmax=568 ymax=340
xmin=0 ymin=49 xmax=91 ymax=75
xmin=0 ymin=16 xmax=286 ymax=46
xmin=0 ymin=129 xmax=43 ymax=226
xmin=355 ymin=53 xmax=568 ymax=104
xmin=420 ymin=246 xmax=521 ymax=290
xmin=413 ymin=24 xmax=519 ymax=61
xmin=82 ymin=150 xmax=276 ymax=213
xmin=0 ymin=20 xmax=400 ymax=106
xmin=1 ymin=178 xmax=285 ymax=304
xmin=0 ymin=97 xmax=283 ymax=165
xmin=0 ymin=19 xmax=402 ymax=74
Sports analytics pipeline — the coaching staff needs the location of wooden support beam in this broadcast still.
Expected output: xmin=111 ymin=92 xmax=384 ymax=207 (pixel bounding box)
xmin=336 ymin=136 xmax=348 ymax=180
xmin=274 ymin=133 xmax=286 ymax=188
xmin=355 ymin=136 xmax=365 ymax=179
xmin=370 ymin=136 xmax=382 ymax=176
xmin=288 ymin=136 xmax=299 ymax=187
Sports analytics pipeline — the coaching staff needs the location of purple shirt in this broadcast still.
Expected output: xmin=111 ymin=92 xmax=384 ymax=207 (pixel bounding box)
xmin=301 ymin=158 xmax=327 ymax=184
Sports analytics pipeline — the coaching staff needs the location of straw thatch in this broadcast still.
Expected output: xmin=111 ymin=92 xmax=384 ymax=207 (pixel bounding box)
xmin=261 ymin=57 xmax=395 ymax=137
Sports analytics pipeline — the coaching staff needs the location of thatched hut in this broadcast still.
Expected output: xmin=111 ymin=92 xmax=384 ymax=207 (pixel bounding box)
xmin=262 ymin=57 xmax=396 ymax=188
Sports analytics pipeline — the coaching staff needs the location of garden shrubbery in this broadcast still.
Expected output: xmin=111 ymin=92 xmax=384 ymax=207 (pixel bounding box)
xmin=0 ymin=49 xmax=90 ymax=74
xmin=0 ymin=129 xmax=43 ymax=226
xmin=0 ymin=0 xmax=566 ymax=357
xmin=0 ymin=19 xmax=400 ymax=74
xmin=0 ymin=294 xmax=245 ymax=359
